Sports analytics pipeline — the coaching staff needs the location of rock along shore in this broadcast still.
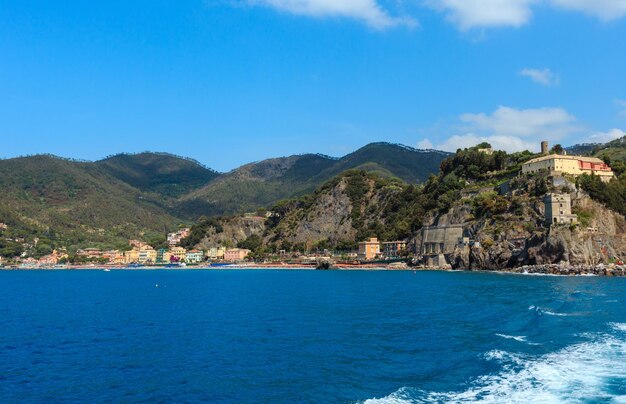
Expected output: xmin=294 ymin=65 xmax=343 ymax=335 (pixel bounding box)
xmin=477 ymin=263 xmax=626 ymax=276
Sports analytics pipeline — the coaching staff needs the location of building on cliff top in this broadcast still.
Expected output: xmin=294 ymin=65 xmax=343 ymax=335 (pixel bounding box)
xmin=522 ymin=142 xmax=614 ymax=181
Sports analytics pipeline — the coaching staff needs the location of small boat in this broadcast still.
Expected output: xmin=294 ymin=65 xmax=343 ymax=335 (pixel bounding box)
xmin=103 ymin=268 xmax=111 ymax=272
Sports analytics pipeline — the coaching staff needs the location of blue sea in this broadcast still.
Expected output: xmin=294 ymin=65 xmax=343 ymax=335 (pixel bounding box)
xmin=1 ymin=269 xmax=626 ymax=403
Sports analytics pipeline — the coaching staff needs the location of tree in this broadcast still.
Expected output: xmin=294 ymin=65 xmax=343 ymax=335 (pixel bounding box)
xmin=237 ymin=235 xmax=263 ymax=252
xmin=551 ymin=144 xmax=564 ymax=155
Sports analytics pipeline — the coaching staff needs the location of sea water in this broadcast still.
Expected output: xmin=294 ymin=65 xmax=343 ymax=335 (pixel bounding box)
xmin=1 ymin=269 xmax=625 ymax=403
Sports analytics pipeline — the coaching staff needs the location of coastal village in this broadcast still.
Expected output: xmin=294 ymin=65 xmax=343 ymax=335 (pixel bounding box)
xmin=1 ymin=141 xmax=624 ymax=272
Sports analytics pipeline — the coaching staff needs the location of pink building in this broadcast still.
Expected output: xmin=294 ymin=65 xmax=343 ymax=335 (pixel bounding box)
xmin=224 ymin=248 xmax=251 ymax=262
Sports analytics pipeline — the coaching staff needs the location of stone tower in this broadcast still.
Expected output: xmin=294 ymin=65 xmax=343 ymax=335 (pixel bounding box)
xmin=541 ymin=141 xmax=549 ymax=155
xmin=543 ymin=194 xmax=578 ymax=226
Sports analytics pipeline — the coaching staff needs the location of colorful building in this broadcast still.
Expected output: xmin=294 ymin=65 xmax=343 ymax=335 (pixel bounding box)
xmin=382 ymin=241 xmax=407 ymax=258
xmin=156 ymin=248 xmax=171 ymax=264
xmin=124 ymin=248 xmax=140 ymax=264
xmin=207 ymin=246 xmax=226 ymax=260
xmin=76 ymin=248 xmax=103 ymax=259
xmin=224 ymin=248 xmax=250 ymax=262
xmin=185 ymin=250 xmax=205 ymax=264
xmin=138 ymin=246 xmax=157 ymax=264
xmin=358 ymin=238 xmax=381 ymax=261
xmin=522 ymin=154 xmax=614 ymax=181
xmin=169 ymin=246 xmax=187 ymax=262
xmin=167 ymin=228 xmax=191 ymax=246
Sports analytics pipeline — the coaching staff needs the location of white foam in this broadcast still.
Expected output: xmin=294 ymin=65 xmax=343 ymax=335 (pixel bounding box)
xmin=528 ymin=305 xmax=572 ymax=317
xmin=495 ymin=334 xmax=527 ymax=343
xmin=364 ymin=330 xmax=626 ymax=404
xmin=611 ymin=323 xmax=626 ymax=332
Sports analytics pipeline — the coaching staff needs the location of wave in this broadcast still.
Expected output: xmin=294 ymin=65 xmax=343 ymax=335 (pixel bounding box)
xmin=494 ymin=334 xmax=541 ymax=346
xmin=363 ymin=326 xmax=626 ymax=403
xmin=528 ymin=305 xmax=573 ymax=317
xmin=611 ymin=323 xmax=626 ymax=332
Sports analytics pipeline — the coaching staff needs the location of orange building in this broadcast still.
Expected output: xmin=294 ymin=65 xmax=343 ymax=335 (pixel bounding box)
xmin=358 ymin=238 xmax=381 ymax=261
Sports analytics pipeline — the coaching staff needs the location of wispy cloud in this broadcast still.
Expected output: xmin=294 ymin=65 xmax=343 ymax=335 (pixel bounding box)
xmin=617 ymin=99 xmax=626 ymax=116
xmin=243 ymin=0 xmax=416 ymax=29
xmin=425 ymin=0 xmax=536 ymax=30
xmin=550 ymin=0 xmax=626 ymax=21
xmin=588 ymin=128 xmax=626 ymax=143
xmin=417 ymin=105 xmax=581 ymax=153
xmin=520 ymin=68 xmax=559 ymax=86
xmin=425 ymin=0 xmax=626 ymax=30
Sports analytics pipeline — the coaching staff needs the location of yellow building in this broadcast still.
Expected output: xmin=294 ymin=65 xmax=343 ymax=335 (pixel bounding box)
xmin=522 ymin=154 xmax=614 ymax=181
xmin=124 ymin=248 xmax=140 ymax=264
xmin=207 ymin=246 xmax=226 ymax=260
xmin=138 ymin=246 xmax=157 ymax=264
xmin=169 ymin=246 xmax=187 ymax=262
xmin=358 ymin=238 xmax=381 ymax=261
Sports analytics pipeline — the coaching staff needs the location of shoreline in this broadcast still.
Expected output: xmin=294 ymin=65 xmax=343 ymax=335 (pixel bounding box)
xmin=1 ymin=263 xmax=625 ymax=276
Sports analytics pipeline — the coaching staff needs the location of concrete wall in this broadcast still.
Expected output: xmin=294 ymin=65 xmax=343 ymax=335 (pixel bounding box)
xmin=421 ymin=225 xmax=464 ymax=255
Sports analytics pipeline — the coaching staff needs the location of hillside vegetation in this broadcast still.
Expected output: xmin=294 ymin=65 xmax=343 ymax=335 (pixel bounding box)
xmin=178 ymin=143 xmax=451 ymax=218
xmin=0 ymin=143 xmax=449 ymax=255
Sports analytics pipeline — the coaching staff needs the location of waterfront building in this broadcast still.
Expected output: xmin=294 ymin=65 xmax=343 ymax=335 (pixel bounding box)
xmin=156 ymin=248 xmax=171 ymax=264
xmin=521 ymin=142 xmax=614 ymax=181
xmin=358 ymin=238 xmax=381 ymax=261
xmin=207 ymin=246 xmax=226 ymax=260
xmin=76 ymin=248 xmax=103 ymax=259
xmin=224 ymin=248 xmax=250 ymax=262
xmin=124 ymin=248 xmax=140 ymax=264
xmin=138 ymin=246 xmax=157 ymax=264
xmin=169 ymin=246 xmax=187 ymax=262
xmin=543 ymin=194 xmax=578 ymax=225
xmin=102 ymin=250 xmax=122 ymax=263
xmin=382 ymin=241 xmax=407 ymax=258
xmin=185 ymin=250 xmax=205 ymax=264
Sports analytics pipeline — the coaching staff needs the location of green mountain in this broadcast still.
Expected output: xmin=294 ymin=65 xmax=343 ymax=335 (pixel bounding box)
xmin=178 ymin=143 xmax=450 ymax=218
xmin=0 ymin=144 xmax=450 ymax=255
xmin=0 ymin=154 xmax=186 ymax=255
xmin=96 ymin=152 xmax=220 ymax=197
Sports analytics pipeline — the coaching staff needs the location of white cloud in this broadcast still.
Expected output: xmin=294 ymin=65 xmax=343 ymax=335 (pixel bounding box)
xmin=436 ymin=133 xmax=536 ymax=153
xmin=426 ymin=106 xmax=581 ymax=153
xmin=588 ymin=128 xmax=626 ymax=143
xmin=426 ymin=0 xmax=626 ymax=29
xmin=416 ymin=138 xmax=434 ymax=149
xmin=520 ymin=68 xmax=559 ymax=86
xmin=246 ymin=0 xmax=416 ymax=29
xmin=459 ymin=106 xmax=578 ymax=138
xmin=426 ymin=0 xmax=536 ymax=30
xmin=550 ymin=0 xmax=626 ymax=20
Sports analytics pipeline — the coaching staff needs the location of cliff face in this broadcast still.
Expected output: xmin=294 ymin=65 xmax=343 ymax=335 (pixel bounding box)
xmin=439 ymin=191 xmax=626 ymax=270
xmin=265 ymin=172 xmax=403 ymax=247
xmin=195 ymin=216 xmax=266 ymax=249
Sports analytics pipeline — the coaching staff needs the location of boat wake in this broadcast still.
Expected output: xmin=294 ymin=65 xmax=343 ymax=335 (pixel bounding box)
xmin=363 ymin=323 xmax=626 ymax=403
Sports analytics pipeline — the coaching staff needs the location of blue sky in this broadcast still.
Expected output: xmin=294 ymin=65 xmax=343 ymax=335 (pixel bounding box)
xmin=1 ymin=0 xmax=625 ymax=171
